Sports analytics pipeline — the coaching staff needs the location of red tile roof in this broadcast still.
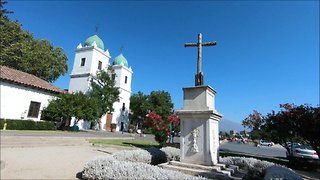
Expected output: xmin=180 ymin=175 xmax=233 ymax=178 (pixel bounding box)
xmin=0 ymin=66 xmax=66 ymax=94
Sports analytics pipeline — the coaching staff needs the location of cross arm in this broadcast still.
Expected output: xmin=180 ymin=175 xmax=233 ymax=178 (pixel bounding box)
xmin=202 ymin=42 xmax=217 ymax=46
xmin=184 ymin=43 xmax=198 ymax=47
xmin=184 ymin=42 xmax=217 ymax=47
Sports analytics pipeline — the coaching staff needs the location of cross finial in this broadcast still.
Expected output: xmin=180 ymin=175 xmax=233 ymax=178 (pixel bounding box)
xmin=120 ymin=46 xmax=124 ymax=54
xmin=95 ymin=26 xmax=99 ymax=35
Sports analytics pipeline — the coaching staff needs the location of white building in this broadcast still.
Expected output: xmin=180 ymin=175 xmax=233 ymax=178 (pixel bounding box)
xmin=69 ymin=34 xmax=133 ymax=131
xmin=0 ymin=66 xmax=65 ymax=121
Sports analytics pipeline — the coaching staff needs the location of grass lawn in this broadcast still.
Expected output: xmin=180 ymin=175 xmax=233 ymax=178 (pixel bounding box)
xmin=88 ymin=139 xmax=161 ymax=148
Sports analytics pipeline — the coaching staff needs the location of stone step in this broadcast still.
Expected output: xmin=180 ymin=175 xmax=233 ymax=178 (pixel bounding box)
xmin=169 ymin=161 xmax=222 ymax=172
xmin=159 ymin=161 xmax=243 ymax=180
xmin=168 ymin=161 xmax=241 ymax=177
xmin=222 ymin=165 xmax=237 ymax=174
xmin=159 ymin=163 xmax=229 ymax=180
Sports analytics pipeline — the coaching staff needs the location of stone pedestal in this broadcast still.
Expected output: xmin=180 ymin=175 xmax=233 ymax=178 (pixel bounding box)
xmin=177 ymin=86 xmax=222 ymax=166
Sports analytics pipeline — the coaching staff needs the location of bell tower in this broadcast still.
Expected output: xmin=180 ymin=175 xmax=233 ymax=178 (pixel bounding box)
xmin=109 ymin=52 xmax=133 ymax=131
xmin=69 ymin=34 xmax=111 ymax=93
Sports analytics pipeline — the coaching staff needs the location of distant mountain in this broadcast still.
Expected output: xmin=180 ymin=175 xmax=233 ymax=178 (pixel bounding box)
xmin=219 ymin=118 xmax=245 ymax=132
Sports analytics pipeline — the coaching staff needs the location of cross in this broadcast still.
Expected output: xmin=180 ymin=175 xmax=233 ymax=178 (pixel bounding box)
xmin=184 ymin=33 xmax=216 ymax=86
xmin=95 ymin=26 xmax=99 ymax=35
xmin=120 ymin=46 xmax=123 ymax=53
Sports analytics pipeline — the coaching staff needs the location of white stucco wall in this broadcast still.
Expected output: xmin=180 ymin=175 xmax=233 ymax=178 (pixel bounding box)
xmin=0 ymin=81 xmax=56 ymax=121
xmin=71 ymin=48 xmax=94 ymax=76
xmin=71 ymin=46 xmax=110 ymax=77
xmin=89 ymin=47 xmax=110 ymax=75
xmin=68 ymin=76 xmax=90 ymax=94
xmin=113 ymin=65 xmax=132 ymax=92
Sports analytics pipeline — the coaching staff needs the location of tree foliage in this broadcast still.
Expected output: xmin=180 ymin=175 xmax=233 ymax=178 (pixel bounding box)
xmin=0 ymin=1 xmax=68 ymax=82
xmin=89 ymin=68 xmax=120 ymax=118
xmin=0 ymin=0 xmax=12 ymax=20
xmin=130 ymin=90 xmax=174 ymax=125
xmin=242 ymin=110 xmax=264 ymax=130
xmin=41 ymin=93 xmax=74 ymax=122
xmin=130 ymin=91 xmax=150 ymax=124
xmin=42 ymin=92 xmax=100 ymax=125
xmin=264 ymin=104 xmax=320 ymax=150
xmin=243 ymin=103 xmax=320 ymax=151
xmin=167 ymin=114 xmax=180 ymax=134
xmin=148 ymin=91 xmax=173 ymax=119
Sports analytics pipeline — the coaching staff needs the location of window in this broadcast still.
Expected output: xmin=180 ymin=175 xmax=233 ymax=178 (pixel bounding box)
xmin=125 ymin=76 xmax=128 ymax=84
xmin=27 ymin=101 xmax=41 ymax=118
xmin=98 ymin=61 xmax=102 ymax=70
xmin=80 ymin=58 xmax=86 ymax=66
xmin=112 ymin=74 xmax=116 ymax=81
xmin=122 ymin=103 xmax=125 ymax=111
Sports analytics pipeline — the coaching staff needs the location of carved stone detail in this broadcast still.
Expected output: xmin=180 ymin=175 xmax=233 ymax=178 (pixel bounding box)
xmin=191 ymin=128 xmax=200 ymax=152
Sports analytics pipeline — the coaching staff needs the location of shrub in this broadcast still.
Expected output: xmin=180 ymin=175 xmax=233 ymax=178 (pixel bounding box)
xmin=219 ymin=156 xmax=300 ymax=180
xmin=144 ymin=112 xmax=169 ymax=145
xmin=264 ymin=165 xmax=302 ymax=180
xmin=160 ymin=146 xmax=180 ymax=162
xmin=82 ymin=155 xmax=206 ymax=180
xmin=220 ymin=156 xmax=274 ymax=179
xmin=112 ymin=147 xmax=180 ymax=165
xmin=154 ymin=131 xmax=169 ymax=146
xmin=112 ymin=149 xmax=153 ymax=164
xmin=0 ymin=119 xmax=55 ymax=130
xmin=146 ymin=147 xmax=168 ymax=165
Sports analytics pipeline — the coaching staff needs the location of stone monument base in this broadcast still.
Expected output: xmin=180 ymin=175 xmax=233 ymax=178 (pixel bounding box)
xmin=177 ymin=85 xmax=222 ymax=165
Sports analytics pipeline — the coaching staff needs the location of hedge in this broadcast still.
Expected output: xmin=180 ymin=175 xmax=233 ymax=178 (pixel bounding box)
xmin=82 ymin=155 xmax=206 ymax=180
xmin=219 ymin=156 xmax=301 ymax=180
xmin=0 ymin=119 xmax=55 ymax=130
xmin=111 ymin=146 xmax=180 ymax=165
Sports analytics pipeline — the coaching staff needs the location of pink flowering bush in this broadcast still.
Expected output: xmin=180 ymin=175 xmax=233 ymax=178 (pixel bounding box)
xmin=144 ymin=112 xmax=180 ymax=145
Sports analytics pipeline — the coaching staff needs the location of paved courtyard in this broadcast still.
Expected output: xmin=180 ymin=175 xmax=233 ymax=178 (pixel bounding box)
xmin=0 ymin=131 xmax=138 ymax=179
xmin=1 ymin=131 xmax=319 ymax=179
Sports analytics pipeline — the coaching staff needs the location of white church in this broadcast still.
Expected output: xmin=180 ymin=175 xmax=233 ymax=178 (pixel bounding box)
xmin=68 ymin=34 xmax=133 ymax=132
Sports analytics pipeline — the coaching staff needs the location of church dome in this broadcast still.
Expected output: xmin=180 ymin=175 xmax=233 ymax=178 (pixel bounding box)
xmin=84 ymin=35 xmax=104 ymax=50
xmin=113 ymin=53 xmax=128 ymax=68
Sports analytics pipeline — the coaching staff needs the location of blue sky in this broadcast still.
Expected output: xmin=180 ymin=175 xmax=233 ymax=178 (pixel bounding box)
xmin=7 ymin=1 xmax=319 ymax=125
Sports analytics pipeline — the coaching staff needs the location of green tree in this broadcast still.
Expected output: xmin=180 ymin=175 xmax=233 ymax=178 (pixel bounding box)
xmin=244 ymin=104 xmax=320 ymax=151
xmin=130 ymin=90 xmax=174 ymax=126
xmin=264 ymin=104 xmax=320 ymax=150
xmin=70 ymin=92 xmax=100 ymax=124
xmin=148 ymin=91 xmax=174 ymax=119
xmin=130 ymin=91 xmax=150 ymax=125
xmin=42 ymin=92 xmax=100 ymax=129
xmin=0 ymin=0 xmax=12 ymax=20
xmin=0 ymin=1 xmax=68 ymax=82
xmin=242 ymin=110 xmax=273 ymax=140
xmin=41 ymin=93 xmax=74 ymax=123
xmin=89 ymin=68 xmax=120 ymax=118
xmin=242 ymin=110 xmax=264 ymax=131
